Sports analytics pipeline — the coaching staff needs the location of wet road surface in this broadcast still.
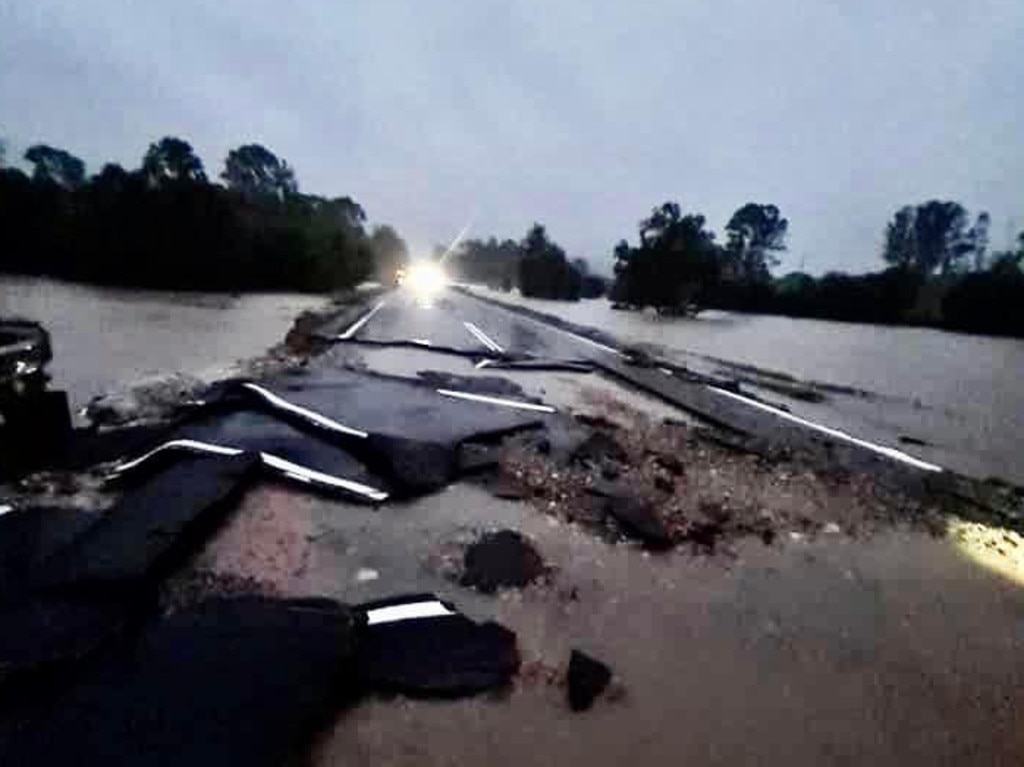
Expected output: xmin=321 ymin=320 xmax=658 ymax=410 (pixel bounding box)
xmin=336 ymin=286 xmax=948 ymax=486
xmin=342 ymin=288 xmax=605 ymax=360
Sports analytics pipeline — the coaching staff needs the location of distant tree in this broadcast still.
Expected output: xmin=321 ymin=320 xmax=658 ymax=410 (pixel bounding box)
xmin=0 ymin=137 xmax=6 ymax=167
xmin=968 ymin=212 xmax=991 ymax=271
xmin=451 ymin=237 xmax=521 ymax=289
xmin=883 ymin=206 xmax=917 ymax=271
xmin=724 ymin=203 xmax=788 ymax=283
xmin=221 ymin=144 xmax=297 ymax=200
xmin=142 ymin=136 xmax=207 ymax=186
xmin=24 ymin=144 xmax=86 ymax=189
xmin=368 ymin=224 xmax=409 ymax=279
xmin=568 ymin=256 xmax=605 ymax=298
xmin=518 ymin=223 xmax=581 ymax=300
xmin=613 ymin=203 xmax=720 ymax=313
xmin=883 ymin=200 xmax=972 ymax=275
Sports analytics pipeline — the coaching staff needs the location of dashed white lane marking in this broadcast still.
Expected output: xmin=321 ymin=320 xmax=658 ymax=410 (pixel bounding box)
xmin=436 ymin=388 xmax=556 ymax=413
xmin=337 ymin=299 xmax=387 ymax=340
xmin=366 ymin=600 xmax=455 ymax=626
xmin=470 ymin=296 xmax=621 ymax=356
xmin=474 ymin=359 xmax=493 ymax=369
xmin=242 ymin=383 xmax=368 ymax=438
xmin=109 ymin=438 xmax=389 ymax=500
xmin=463 ymin=321 xmax=504 ymax=353
xmin=411 ymin=338 xmax=433 ymax=346
xmin=259 ymin=453 xmax=389 ymax=501
xmin=708 ymin=386 xmax=943 ymax=472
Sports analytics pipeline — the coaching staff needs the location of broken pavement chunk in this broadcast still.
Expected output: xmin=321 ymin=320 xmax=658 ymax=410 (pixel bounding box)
xmin=0 ymin=597 xmax=359 ymax=766
xmin=0 ymin=506 xmax=97 ymax=604
xmin=461 ymin=530 xmax=545 ymax=593
xmin=0 ymin=595 xmax=130 ymax=683
xmin=567 ymin=649 xmax=613 ymax=712
xmin=35 ymin=453 xmax=259 ymax=592
xmin=355 ymin=593 xmax=520 ymax=696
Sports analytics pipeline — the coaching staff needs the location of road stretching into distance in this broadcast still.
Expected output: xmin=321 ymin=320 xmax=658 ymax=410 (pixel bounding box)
xmin=336 ymin=286 xmax=943 ymax=477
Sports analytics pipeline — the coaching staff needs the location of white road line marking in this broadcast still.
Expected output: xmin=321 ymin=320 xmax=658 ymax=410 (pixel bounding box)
xmin=469 ymin=296 xmax=621 ymax=356
xmin=659 ymin=367 xmax=674 ymax=376
xmin=708 ymin=386 xmax=943 ymax=472
xmin=110 ymin=438 xmax=244 ymax=474
xmin=475 ymin=359 xmax=493 ymax=369
xmin=259 ymin=453 xmax=389 ymax=501
xmin=366 ymin=600 xmax=455 ymax=626
xmin=411 ymin=338 xmax=433 ymax=346
xmin=337 ymin=299 xmax=386 ymax=340
xmin=437 ymin=388 xmax=556 ymax=413
xmin=109 ymin=438 xmax=389 ymax=500
xmin=0 ymin=505 xmax=15 ymax=517
xmin=242 ymin=383 xmax=368 ymax=438
xmin=462 ymin=322 xmax=491 ymax=350
xmin=463 ymin=321 xmax=504 ymax=353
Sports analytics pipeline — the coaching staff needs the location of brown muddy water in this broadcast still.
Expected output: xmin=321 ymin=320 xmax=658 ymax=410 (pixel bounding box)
xmin=468 ymin=288 xmax=1024 ymax=485
xmin=0 ymin=275 xmax=325 ymax=410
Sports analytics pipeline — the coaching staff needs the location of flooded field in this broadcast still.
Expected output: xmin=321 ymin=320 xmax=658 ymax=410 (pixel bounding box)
xmin=0 ymin=276 xmax=324 ymax=410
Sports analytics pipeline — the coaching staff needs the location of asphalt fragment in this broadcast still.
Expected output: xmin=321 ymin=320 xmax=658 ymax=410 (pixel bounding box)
xmin=567 ymin=649 xmax=613 ymax=712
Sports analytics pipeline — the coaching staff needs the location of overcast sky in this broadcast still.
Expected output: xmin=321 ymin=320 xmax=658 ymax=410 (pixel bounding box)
xmin=1 ymin=0 xmax=1021 ymax=274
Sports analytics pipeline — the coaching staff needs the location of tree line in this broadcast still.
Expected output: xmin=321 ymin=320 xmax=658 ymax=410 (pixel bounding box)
xmin=452 ymin=199 xmax=1024 ymax=338
xmin=448 ymin=224 xmax=605 ymax=300
xmin=0 ymin=136 xmax=408 ymax=292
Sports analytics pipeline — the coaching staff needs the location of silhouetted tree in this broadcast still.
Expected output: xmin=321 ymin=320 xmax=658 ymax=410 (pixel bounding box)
xmin=0 ymin=134 xmax=384 ymax=294
xmin=142 ymin=137 xmax=207 ymax=187
xmin=882 ymin=200 xmax=973 ymax=275
xmin=221 ymin=144 xmax=298 ymax=201
xmin=612 ymin=203 xmax=720 ymax=313
xmin=968 ymin=212 xmax=991 ymax=271
xmin=518 ymin=224 xmax=581 ymax=299
xmin=24 ymin=144 xmax=85 ymax=189
xmin=368 ymin=224 xmax=409 ymax=279
xmin=451 ymin=237 xmax=521 ymax=289
xmin=724 ymin=203 xmax=788 ymax=283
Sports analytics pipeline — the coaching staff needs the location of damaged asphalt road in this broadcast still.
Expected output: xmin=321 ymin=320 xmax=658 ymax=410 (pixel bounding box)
xmin=3 ymin=284 xmax=1024 ymax=765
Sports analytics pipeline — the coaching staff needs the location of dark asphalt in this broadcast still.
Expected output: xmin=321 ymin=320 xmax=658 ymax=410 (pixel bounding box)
xmin=338 ymin=286 xmax=968 ymax=494
xmin=347 ymin=288 xmax=597 ymax=360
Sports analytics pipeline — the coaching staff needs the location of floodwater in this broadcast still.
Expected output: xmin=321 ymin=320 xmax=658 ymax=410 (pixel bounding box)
xmin=471 ymin=288 xmax=1024 ymax=485
xmin=0 ymin=276 xmax=324 ymax=410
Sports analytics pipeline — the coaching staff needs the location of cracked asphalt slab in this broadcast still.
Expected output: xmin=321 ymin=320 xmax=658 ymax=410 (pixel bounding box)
xmin=3 ymin=283 xmax=1024 ymax=765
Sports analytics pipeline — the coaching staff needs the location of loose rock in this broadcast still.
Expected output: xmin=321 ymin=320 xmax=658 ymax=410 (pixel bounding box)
xmin=603 ymin=496 xmax=673 ymax=550
xmin=567 ymin=649 xmax=613 ymax=711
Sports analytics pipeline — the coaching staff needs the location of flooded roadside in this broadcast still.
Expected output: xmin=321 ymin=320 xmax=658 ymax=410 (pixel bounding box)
xmin=0 ymin=276 xmax=326 ymax=411
xmin=465 ymin=287 xmax=1024 ymax=485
